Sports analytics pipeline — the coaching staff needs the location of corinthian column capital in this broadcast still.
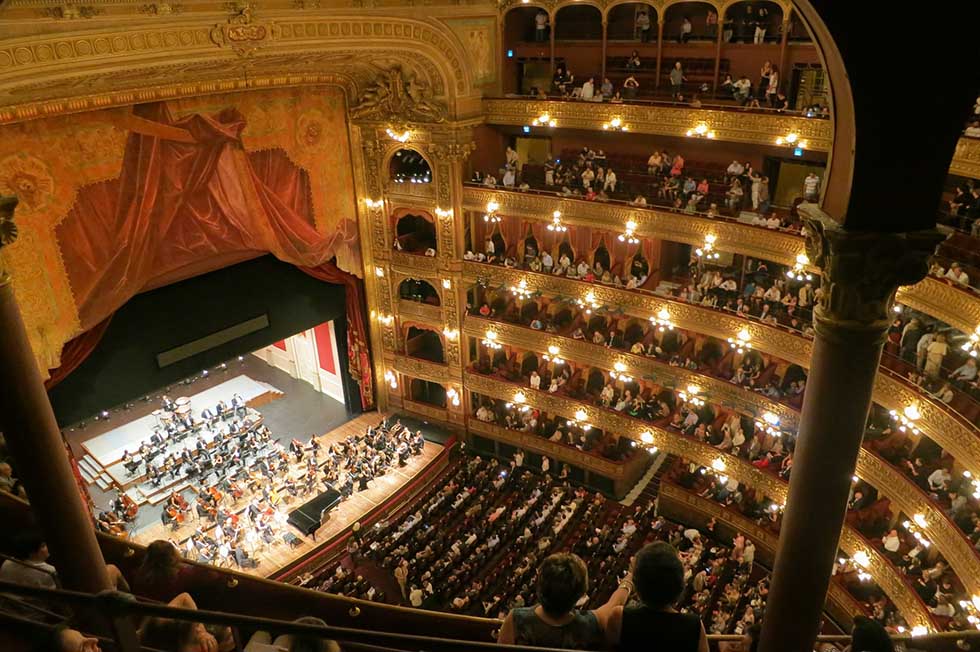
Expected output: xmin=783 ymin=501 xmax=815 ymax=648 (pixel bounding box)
xmin=802 ymin=206 xmax=944 ymax=333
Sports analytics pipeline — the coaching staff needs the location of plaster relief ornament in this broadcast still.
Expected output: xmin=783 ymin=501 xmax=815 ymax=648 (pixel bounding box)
xmin=350 ymin=66 xmax=447 ymax=123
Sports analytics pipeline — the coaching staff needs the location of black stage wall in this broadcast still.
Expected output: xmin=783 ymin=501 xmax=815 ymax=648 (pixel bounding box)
xmin=49 ymin=255 xmax=359 ymax=426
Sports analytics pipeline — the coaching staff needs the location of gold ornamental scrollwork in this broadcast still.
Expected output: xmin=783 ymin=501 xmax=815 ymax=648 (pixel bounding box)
xmin=350 ymin=65 xmax=447 ymax=124
xmin=896 ymin=276 xmax=980 ymax=336
xmin=392 ymin=251 xmax=440 ymax=275
xmin=392 ymin=354 xmax=451 ymax=385
xmin=950 ymin=137 xmax=980 ymax=179
xmin=210 ymin=3 xmax=280 ymax=57
xmin=397 ymin=299 xmax=443 ymax=326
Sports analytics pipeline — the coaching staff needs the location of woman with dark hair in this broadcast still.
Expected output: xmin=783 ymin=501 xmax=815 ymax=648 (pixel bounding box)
xmin=605 ymin=542 xmax=708 ymax=651
xmin=498 ymin=552 xmax=631 ymax=649
xmin=133 ymin=539 xmax=193 ymax=603
xmin=848 ymin=616 xmax=894 ymax=652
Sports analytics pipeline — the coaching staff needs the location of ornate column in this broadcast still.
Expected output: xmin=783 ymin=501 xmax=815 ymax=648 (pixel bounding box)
xmin=777 ymin=11 xmax=791 ymax=87
xmin=0 ymin=198 xmax=111 ymax=593
xmin=758 ymin=209 xmax=942 ymax=652
xmin=712 ymin=9 xmax=724 ymax=94
xmin=549 ymin=11 xmax=556 ymax=73
xmin=600 ymin=18 xmax=608 ymax=79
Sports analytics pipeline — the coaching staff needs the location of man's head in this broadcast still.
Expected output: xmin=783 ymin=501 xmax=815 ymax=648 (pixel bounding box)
xmin=15 ymin=534 xmax=48 ymax=562
xmin=0 ymin=462 xmax=11 ymax=478
xmin=634 ymin=542 xmax=685 ymax=608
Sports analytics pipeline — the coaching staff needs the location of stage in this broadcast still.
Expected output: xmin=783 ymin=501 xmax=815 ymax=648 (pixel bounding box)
xmin=127 ymin=412 xmax=443 ymax=578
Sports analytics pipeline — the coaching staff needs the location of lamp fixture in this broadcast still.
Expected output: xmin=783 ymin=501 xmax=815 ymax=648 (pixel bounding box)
xmin=484 ymin=200 xmax=501 ymax=224
xmin=385 ymin=128 xmax=411 ymax=143
xmin=532 ymin=112 xmax=557 ymax=128
xmin=446 ymin=387 xmax=461 ymax=407
xmin=786 ymin=253 xmax=813 ymax=281
xmin=506 ymin=391 xmax=531 ymax=413
xmin=961 ymin=325 xmax=980 ymax=358
xmin=711 ymin=458 xmax=727 ymax=473
xmin=640 ymin=431 xmax=654 ymax=444
xmin=678 ymin=384 xmax=704 ymax=407
xmin=650 ymin=307 xmax=675 ymax=332
xmin=375 ymin=266 xmax=385 ymax=278
xmin=547 ymin=210 xmax=567 ymax=232
xmin=511 ymin=278 xmax=532 ymax=300
xmin=576 ymin=290 xmax=600 ymax=315
xmin=727 ymin=328 xmax=753 ymax=354
xmin=852 ymin=550 xmax=871 ymax=569
xmin=685 ymin=123 xmax=716 ymax=139
xmin=543 ymin=345 xmax=565 ymax=365
xmin=755 ymin=411 xmax=781 ymax=436
xmin=609 ymin=361 xmax=633 ymax=383
xmin=482 ymin=330 xmax=502 ymax=350
xmin=442 ymin=278 xmax=452 ymax=289
xmin=696 ymin=234 xmax=720 ymax=260
xmin=889 ymin=404 xmax=921 ymax=434
xmin=775 ymin=131 xmax=809 ymax=149
xmin=364 ymin=198 xmax=383 ymax=209
xmin=566 ymin=408 xmax=592 ymax=431
xmin=618 ymin=219 xmax=640 ymax=245
xmin=899 ymin=515 xmax=932 ymax=549
xmin=443 ymin=328 xmax=459 ymax=341
xmin=909 ymin=626 xmax=928 ymax=637
xmin=602 ymin=117 xmax=628 ymax=132
xmin=377 ymin=313 xmax=394 ymax=327
xmin=435 ymin=207 xmax=453 ymax=219
xmin=384 ymin=370 xmax=398 ymax=389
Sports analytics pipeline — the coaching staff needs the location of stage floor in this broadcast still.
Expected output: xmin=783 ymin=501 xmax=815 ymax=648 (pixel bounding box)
xmin=129 ymin=412 xmax=443 ymax=578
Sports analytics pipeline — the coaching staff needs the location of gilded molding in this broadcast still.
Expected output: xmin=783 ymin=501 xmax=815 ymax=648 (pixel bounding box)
xmin=465 ymin=369 xmax=929 ymax=627
xmin=469 ymin=418 xmax=624 ymax=478
xmin=803 ymin=208 xmax=942 ymax=331
xmin=838 ymin=527 xmax=932 ymax=630
xmin=950 ymin=137 xmax=980 ymax=180
xmin=896 ymin=276 xmax=980 ymax=337
xmin=392 ymin=251 xmax=440 ymax=275
xmin=397 ymin=299 xmax=444 ymax=326
xmin=463 ymin=187 xmax=803 ymax=266
xmin=401 ymin=398 xmax=450 ymax=423
xmin=481 ymin=98 xmax=833 ymax=152
xmin=392 ymin=353 xmax=451 ymax=386
xmin=463 ymin=315 xmax=799 ymax=429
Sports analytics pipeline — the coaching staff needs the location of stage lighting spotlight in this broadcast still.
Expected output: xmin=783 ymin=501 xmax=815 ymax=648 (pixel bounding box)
xmin=238 ymin=355 xmax=245 ymax=362
xmin=101 ymin=410 xmax=110 ymax=419
xmin=202 ymin=369 xmax=209 ymax=378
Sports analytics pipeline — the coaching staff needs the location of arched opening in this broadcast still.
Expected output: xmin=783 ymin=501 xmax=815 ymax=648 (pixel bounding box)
xmin=520 ymin=300 xmax=540 ymax=324
xmin=395 ymin=214 xmax=437 ymax=254
xmin=623 ymin=319 xmax=645 ymax=345
xmin=521 ymin=352 xmax=539 ymax=376
xmin=488 ymin=228 xmax=507 ymax=261
xmin=398 ymin=278 xmax=441 ymax=305
xmin=586 ymin=368 xmax=606 ymax=394
xmin=523 ymin=233 xmax=539 ymax=264
xmin=558 ymin=238 xmax=575 ymax=264
xmin=405 ymin=326 xmax=445 ymax=364
xmin=409 ymin=378 xmax=447 ymax=408
xmin=663 ymin=1 xmax=715 ymax=43
xmin=723 ymin=1 xmax=782 ymax=44
xmin=606 ymin=3 xmax=657 ymax=41
xmin=388 ymin=149 xmax=432 ymax=185
xmin=555 ymin=5 xmax=602 ymax=42
xmin=593 ymin=242 xmax=611 ymax=274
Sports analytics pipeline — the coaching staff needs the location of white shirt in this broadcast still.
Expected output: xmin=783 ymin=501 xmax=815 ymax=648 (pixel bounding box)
xmin=535 ymin=12 xmax=548 ymax=28
xmin=727 ymin=162 xmax=745 ymax=176
xmin=581 ymin=80 xmax=594 ymax=100
xmin=803 ymin=175 xmax=820 ymax=194
xmin=946 ymin=268 xmax=969 ymax=285
xmin=882 ymin=534 xmax=901 ymax=552
xmin=0 ymin=559 xmax=57 ymax=589
xmin=410 ymin=588 xmax=424 ymax=606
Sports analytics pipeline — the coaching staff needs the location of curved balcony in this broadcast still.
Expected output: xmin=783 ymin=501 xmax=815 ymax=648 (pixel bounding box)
xmin=462 ymin=369 xmax=933 ymax=629
xmin=466 ymin=317 xmax=980 ymax=598
xmin=462 ymin=261 xmax=980 ymax=478
xmin=480 ymin=98 xmax=980 ymax=178
xmin=462 ymin=186 xmax=980 ymax=335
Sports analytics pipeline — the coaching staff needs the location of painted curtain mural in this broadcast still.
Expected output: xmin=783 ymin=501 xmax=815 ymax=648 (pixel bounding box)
xmin=0 ymin=87 xmax=369 ymax=404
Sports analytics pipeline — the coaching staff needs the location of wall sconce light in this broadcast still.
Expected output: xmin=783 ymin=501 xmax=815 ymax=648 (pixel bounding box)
xmin=728 ymin=328 xmax=753 ymax=354
xmin=532 ymin=112 xmax=557 ymax=128
xmin=547 ymin=210 xmax=567 ymax=232
xmin=385 ymin=128 xmax=410 ymax=143
xmin=377 ymin=314 xmax=394 ymax=326
xmin=711 ymin=458 xmax=727 ymax=474
xmin=482 ymin=330 xmax=502 ymax=349
xmin=375 ymin=266 xmax=385 ymax=278
xmin=543 ymin=345 xmax=565 ymax=365
xmin=640 ymin=431 xmax=654 ymax=444
xmin=435 ymin=207 xmax=453 ymax=219
xmin=775 ymin=131 xmax=809 ymax=149
xmin=507 ymin=391 xmax=530 ymax=412
xmin=566 ymin=408 xmax=592 ymax=431
xmin=756 ymin=411 xmax=781 ymax=436
xmin=786 ymin=253 xmax=813 ymax=281
xmin=511 ymin=278 xmax=532 ymax=300
xmin=678 ymin=384 xmax=704 ymax=407
xmin=852 ymin=550 xmax=871 ymax=569
xmin=602 ymin=117 xmax=628 ymax=131
xmin=889 ymin=404 xmax=921 ymax=434
xmin=443 ymin=328 xmax=459 ymax=341
xmin=961 ymin=325 xmax=980 ymax=358
xmin=442 ymin=278 xmax=452 ymax=289
xmin=609 ymin=361 xmax=633 ymax=383
xmin=618 ymin=219 xmax=640 ymax=245
xmin=384 ymin=370 xmax=398 ymax=389
xmin=909 ymin=626 xmax=928 ymax=637
xmin=577 ymin=290 xmax=600 ymax=315
xmin=364 ymin=198 xmax=383 ymax=209
xmin=696 ymin=234 xmax=720 ymax=260
xmin=446 ymin=387 xmax=461 ymax=407
xmin=650 ymin=307 xmax=674 ymax=332
xmin=686 ymin=123 xmax=716 ymax=139
xmin=484 ymin=200 xmax=501 ymax=224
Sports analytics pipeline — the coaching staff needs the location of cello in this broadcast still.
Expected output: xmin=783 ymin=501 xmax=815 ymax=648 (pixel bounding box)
xmin=119 ymin=494 xmax=139 ymax=522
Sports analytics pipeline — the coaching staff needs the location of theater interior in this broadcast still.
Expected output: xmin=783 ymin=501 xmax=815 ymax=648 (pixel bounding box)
xmin=0 ymin=2 xmax=979 ymax=651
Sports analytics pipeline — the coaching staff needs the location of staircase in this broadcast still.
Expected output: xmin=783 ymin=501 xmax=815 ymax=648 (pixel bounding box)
xmin=620 ymin=452 xmax=674 ymax=506
xmin=78 ymin=454 xmax=113 ymax=491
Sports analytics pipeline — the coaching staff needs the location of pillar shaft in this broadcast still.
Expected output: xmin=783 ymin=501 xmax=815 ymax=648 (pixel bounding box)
xmin=0 ymin=197 xmax=110 ymax=594
xmin=758 ymin=209 xmax=942 ymax=652
xmin=654 ymin=20 xmax=664 ymax=89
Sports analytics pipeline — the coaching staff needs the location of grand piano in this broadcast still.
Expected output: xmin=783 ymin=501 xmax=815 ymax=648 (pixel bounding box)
xmin=287 ymin=485 xmax=342 ymax=539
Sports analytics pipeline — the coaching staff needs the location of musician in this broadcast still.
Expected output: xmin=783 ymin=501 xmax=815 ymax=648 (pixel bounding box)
xmin=228 ymin=420 xmax=240 ymax=436
xmin=289 ymin=438 xmax=305 ymax=462
xmin=412 ymin=430 xmax=425 ymax=455
xmin=150 ymin=428 xmax=165 ymax=447
xmin=200 ymin=407 xmax=214 ymax=422
xmin=161 ymin=395 xmax=175 ymax=411
xmin=231 ymin=393 xmax=247 ymax=417
xmin=161 ymin=507 xmax=177 ymax=530
xmin=247 ymin=500 xmax=262 ymax=523
xmin=215 ymin=400 xmax=228 ymax=418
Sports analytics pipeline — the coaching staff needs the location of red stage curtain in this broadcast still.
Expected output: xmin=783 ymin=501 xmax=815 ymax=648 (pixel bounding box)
xmin=44 ymin=315 xmax=113 ymax=390
xmin=299 ymin=263 xmax=375 ymax=411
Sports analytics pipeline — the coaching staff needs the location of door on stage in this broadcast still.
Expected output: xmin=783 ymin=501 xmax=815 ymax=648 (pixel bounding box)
xmin=291 ymin=330 xmax=322 ymax=391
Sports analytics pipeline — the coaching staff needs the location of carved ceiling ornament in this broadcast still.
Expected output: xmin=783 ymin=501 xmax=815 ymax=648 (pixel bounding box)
xmin=210 ymin=2 xmax=279 ymax=57
xmin=350 ymin=65 xmax=447 ymax=124
xmin=803 ymin=208 xmax=943 ymax=334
